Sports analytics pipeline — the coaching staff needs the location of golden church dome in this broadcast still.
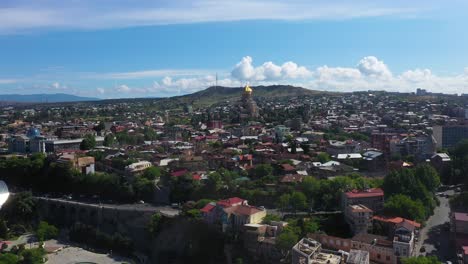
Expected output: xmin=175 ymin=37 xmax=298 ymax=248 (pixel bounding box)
xmin=244 ymin=85 xmax=252 ymax=93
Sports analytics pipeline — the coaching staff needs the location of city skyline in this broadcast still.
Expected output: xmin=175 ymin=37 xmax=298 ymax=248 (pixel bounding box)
xmin=1 ymin=0 xmax=468 ymax=98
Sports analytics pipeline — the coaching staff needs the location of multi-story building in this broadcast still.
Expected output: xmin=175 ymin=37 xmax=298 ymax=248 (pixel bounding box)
xmin=57 ymin=153 xmax=95 ymax=175
xmin=207 ymin=120 xmax=223 ymax=130
xmin=451 ymin=212 xmax=468 ymax=264
xmin=392 ymin=223 xmax=416 ymax=258
xmin=452 ymin=212 xmax=468 ymax=235
xmin=433 ymin=125 xmax=468 ymax=149
xmin=30 ymin=135 xmax=58 ymax=153
xmin=200 ymin=197 xmax=266 ymax=232
xmin=44 ymin=136 xmax=104 ymax=153
xmin=292 ymin=238 xmax=343 ymax=264
xmin=310 ymin=233 xmax=397 ymax=264
xmin=389 ymin=135 xmax=436 ymax=161
xmin=327 ymin=140 xmax=361 ymax=156
xmin=345 ymin=204 xmax=373 ymax=235
xmin=342 ymin=188 xmax=385 ymax=213
xmin=125 ymin=161 xmax=153 ymax=174
xmin=430 ymin=153 xmax=451 ymax=175
xmin=7 ymin=135 xmax=30 ymax=153
xmin=371 ymin=133 xmax=398 ymax=156
xmin=347 ymin=249 xmax=369 ymax=264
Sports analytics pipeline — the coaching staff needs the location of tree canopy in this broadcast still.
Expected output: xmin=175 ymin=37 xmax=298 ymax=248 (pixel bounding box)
xmin=401 ymin=256 xmax=441 ymax=264
xmin=80 ymin=134 xmax=96 ymax=150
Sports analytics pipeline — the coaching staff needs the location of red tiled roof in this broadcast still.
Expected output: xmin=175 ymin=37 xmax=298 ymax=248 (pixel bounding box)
xmin=345 ymin=188 xmax=384 ymax=198
xmin=200 ymin=203 xmax=215 ymax=213
xmin=195 ymin=136 xmax=205 ymax=141
xmin=232 ymin=205 xmax=262 ymax=216
xmin=281 ymin=163 xmax=295 ymax=171
xmin=217 ymin=197 xmax=245 ymax=207
xmin=454 ymin=212 xmax=468 ymax=222
xmin=171 ymin=169 xmax=188 ymax=177
xmin=373 ymin=215 xmax=421 ymax=228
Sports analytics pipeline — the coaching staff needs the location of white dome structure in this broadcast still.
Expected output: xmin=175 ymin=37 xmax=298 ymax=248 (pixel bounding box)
xmin=0 ymin=181 xmax=10 ymax=209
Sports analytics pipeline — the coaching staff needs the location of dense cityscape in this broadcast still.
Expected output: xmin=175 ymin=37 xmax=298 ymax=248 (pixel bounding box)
xmin=0 ymin=85 xmax=467 ymax=264
xmin=3 ymin=1 xmax=468 ymax=264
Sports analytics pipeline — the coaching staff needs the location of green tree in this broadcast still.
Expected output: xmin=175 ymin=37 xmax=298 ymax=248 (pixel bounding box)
xmin=142 ymin=167 xmax=161 ymax=180
xmin=276 ymin=228 xmax=299 ymax=256
xmin=384 ymin=194 xmax=426 ymax=222
xmin=80 ymin=134 xmax=96 ymax=150
xmin=20 ymin=248 xmax=47 ymax=264
xmin=4 ymin=192 xmax=36 ymax=224
xmin=290 ymin=191 xmax=307 ymax=212
xmin=252 ymin=164 xmax=273 ymax=179
xmin=262 ymin=214 xmax=281 ymax=224
xmin=0 ymin=218 xmax=8 ymax=239
xmin=301 ymin=219 xmax=319 ymax=235
xmin=143 ymin=127 xmax=158 ymax=141
xmin=317 ymin=152 xmax=331 ymax=163
xmin=103 ymin=134 xmax=115 ymax=147
xmin=278 ymin=193 xmax=291 ymax=212
xmin=0 ymin=253 xmax=19 ymax=264
xmin=94 ymin=122 xmax=105 ymax=134
xmin=36 ymin=221 xmax=59 ymax=241
xmin=401 ymin=256 xmax=441 ymax=264
xmin=195 ymin=199 xmax=214 ymax=209
xmin=147 ymin=213 xmax=162 ymax=236
xmin=133 ymin=176 xmax=156 ymax=201
xmin=414 ymin=164 xmax=440 ymax=193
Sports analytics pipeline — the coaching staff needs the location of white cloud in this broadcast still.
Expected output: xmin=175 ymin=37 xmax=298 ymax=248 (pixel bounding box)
xmin=281 ymin=62 xmax=311 ymax=79
xmin=315 ymin=66 xmax=361 ymax=82
xmin=3 ymin=56 xmax=468 ymax=98
xmin=400 ymin=68 xmax=433 ymax=82
xmin=117 ymin=84 xmax=131 ymax=93
xmin=49 ymin=81 xmax=68 ymax=90
xmin=95 ymin=69 xmax=214 ymax=80
xmin=0 ymin=1 xmax=430 ymax=33
xmin=231 ymin=56 xmax=311 ymax=81
xmin=261 ymin=62 xmax=282 ymax=80
xmin=231 ymin=56 xmax=256 ymax=81
xmin=0 ymin=79 xmax=17 ymax=84
xmin=356 ymin=56 xmax=392 ymax=79
xmin=151 ymin=75 xmax=240 ymax=95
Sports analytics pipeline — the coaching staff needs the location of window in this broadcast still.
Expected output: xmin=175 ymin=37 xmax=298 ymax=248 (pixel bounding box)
xmin=377 ymin=254 xmax=381 ymax=259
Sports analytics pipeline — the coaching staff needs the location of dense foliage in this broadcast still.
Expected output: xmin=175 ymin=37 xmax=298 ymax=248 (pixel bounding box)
xmin=0 ymin=155 xmax=158 ymax=202
xmin=69 ymin=222 xmax=133 ymax=256
xmin=36 ymin=221 xmax=59 ymax=241
xmin=401 ymin=256 xmax=441 ymax=264
xmin=382 ymin=164 xmax=440 ymax=222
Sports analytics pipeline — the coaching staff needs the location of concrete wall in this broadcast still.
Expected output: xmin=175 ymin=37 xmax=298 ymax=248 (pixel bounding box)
xmin=35 ymin=198 xmax=155 ymax=250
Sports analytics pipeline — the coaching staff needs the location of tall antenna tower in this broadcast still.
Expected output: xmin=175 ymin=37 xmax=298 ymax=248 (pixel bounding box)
xmin=215 ymin=73 xmax=218 ymax=88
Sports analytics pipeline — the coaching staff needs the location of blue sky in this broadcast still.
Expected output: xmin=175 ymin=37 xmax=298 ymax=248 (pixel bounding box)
xmin=1 ymin=0 xmax=468 ymax=98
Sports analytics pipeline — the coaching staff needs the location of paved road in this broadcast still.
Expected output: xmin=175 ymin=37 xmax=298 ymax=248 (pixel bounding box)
xmin=35 ymin=196 xmax=180 ymax=217
xmin=45 ymin=239 xmax=133 ymax=264
xmin=416 ymin=190 xmax=455 ymax=262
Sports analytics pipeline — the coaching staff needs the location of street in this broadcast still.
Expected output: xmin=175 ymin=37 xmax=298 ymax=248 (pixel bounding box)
xmin=416 ymin=189 xmax=455 ymax=262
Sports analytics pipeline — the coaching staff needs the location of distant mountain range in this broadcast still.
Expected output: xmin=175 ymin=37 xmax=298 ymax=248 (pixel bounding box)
xmin=0 ymin=85 xmax=326 ymax=105
xmin=0 ymin=93 xmax=99 ymax=103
